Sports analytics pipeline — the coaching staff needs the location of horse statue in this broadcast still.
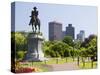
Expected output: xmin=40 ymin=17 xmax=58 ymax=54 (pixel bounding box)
xmin=29 ymin=7 xmax=41 ymax=33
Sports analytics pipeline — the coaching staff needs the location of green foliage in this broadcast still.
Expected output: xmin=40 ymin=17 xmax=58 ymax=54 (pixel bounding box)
xmin=15 ymin=33 xmax=25 ymax=45
xmin=62 ymin=36 xmax=73 ymax=46
xmin=43 ymin=41 xmax=71 ymax=58
xmin=87 ymin=37 xmax=97 ymax=57
xmin=11 ymin=32 xmax=27 ymax=60
xmin=80 ymin=35 xmax=97 ymax=60
xmin=14 ymin=32 xmax=27 ymax=51
xmin=16 ymin=51 xmax=26 ymax=60
xmin=42 ymin=41 xmax=54 ymax=57
xmin=69 ymin=48 xmax=75 ymax=57
xmin=51 ymin=41 xmax=65 ymax=57
xmin=74 ymin=41 xmax=81 ymax=50
xmin=64 ymin=47 xmax=70 ymax=57
xmin=80 ymin=47 xmax=87 ymax=57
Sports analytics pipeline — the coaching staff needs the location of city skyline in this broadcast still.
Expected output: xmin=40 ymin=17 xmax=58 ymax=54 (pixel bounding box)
xmin=12 ymin=2 xmax=98 ymax=40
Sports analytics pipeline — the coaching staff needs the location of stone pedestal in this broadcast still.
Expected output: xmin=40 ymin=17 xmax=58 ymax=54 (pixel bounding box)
xmin=25 ymin=32 xmax=44 ymax=61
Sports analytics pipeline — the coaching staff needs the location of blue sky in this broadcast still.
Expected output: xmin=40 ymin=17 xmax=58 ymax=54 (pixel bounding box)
xmin=13 ymin=2 xmax=98 ymax=40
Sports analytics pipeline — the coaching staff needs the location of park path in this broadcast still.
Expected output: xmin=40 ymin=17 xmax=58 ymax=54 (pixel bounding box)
xmin=44 ymin=62 xmax=80 ymax=71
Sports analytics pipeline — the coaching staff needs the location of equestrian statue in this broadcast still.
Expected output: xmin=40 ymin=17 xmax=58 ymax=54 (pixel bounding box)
xmin=29 ymin=7 xmax=40 ymax=33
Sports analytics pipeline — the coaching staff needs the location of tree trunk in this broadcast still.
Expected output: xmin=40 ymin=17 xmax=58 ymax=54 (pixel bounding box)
xmin=77 ymin=56 xmax=80 ymax=66
xmin=82 ymin=57 xmax=85 ymax=68
xmin=44 ymin=60 xmax=46 ymax=64
xmin=56 ymin=58 xmax=58 ymax=64
xmin=66 ymin=57 xmax=67 ymax=62
xmin=91 ymin=60 xmax=93 ymax=68
xmin=72 ymin=57 xmax=75 ymax=61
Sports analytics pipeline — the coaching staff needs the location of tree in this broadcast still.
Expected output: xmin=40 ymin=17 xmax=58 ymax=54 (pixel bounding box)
xmin=13 ymin=32 xmax=27 ymax=60
xmin=42 ymin=41 xmax=71 ymax=63
xmin=88 ymin=37 xmax=97 ymax=68
xmin=81 ymin=35 xmax=97 ymax=58
xmin=62 ymin=36 xmax=73 ymax=46
xmin=15 ymin=32 xmax=27 ymax=51
xmin=69 ymin=47 xmax=78 ymax=61
xmin=42 ymin=41 xmax=55 ymax=57
xmin=63 ymin=45 xmax=70 ymax=62
xmin=80 ymin=34 xmax=97 ymax=68
xmin=51 ymin=41 xmax=64 ymax=57
xmin=80 ymin=47 xmax=87 ymax=68
xmin=74 ymin=41 xmax=81 ymax=66
xmin=63 ymin=36 xmax=77 ymax=61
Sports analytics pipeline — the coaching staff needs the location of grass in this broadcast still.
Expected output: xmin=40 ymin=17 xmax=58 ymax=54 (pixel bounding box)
xmin=44 ymin=57 xmax=76 ymax=64
xmin=79 ymin=61 xmax=97 ymax=69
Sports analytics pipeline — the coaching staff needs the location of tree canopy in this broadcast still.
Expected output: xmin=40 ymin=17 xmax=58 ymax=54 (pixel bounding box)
xmin=62 ymin=36 xmax=74 ymax=46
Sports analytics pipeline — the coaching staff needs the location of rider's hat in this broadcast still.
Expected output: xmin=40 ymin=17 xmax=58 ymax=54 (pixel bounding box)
xmin=33 ymin=7 xmax=37 ymax=10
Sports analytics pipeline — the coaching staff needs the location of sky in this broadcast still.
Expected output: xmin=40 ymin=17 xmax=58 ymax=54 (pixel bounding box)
xmin=12 ymin=2 xmax=98 ymax=40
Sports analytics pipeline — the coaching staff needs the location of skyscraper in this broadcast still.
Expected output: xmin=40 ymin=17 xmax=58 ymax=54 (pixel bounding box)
xmin=77 ymin=30 xmax=85 ymax=42
xmin=65 ymin=24 xmax=75 ymax=40
xmin=49 ymin=21 xmax=62 ymax=41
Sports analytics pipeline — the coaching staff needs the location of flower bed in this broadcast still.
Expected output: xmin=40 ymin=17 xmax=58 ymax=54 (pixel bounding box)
xmin=15 ymin=67 xmax=38 ymax=73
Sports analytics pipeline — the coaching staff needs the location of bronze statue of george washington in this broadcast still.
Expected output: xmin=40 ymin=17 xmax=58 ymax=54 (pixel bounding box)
xmin=29 ymin=7 xmax=40 ymax=32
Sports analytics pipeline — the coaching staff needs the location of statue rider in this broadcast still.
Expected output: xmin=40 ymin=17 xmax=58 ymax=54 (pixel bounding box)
xmin=29 ymin=7 xmax=38 ymax=25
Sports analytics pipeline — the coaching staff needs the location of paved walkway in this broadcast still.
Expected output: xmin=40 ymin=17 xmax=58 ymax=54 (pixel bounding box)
xmin=44 ymin=62 xmax=79 ymax=71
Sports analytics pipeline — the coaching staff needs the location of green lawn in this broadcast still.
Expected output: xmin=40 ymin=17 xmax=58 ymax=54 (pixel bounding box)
xmin=20 ymin=57 xmax=77 ymax=67
xmin=44 ymin=57 xmax=76 ymax=64
xmin=79 ymin=61 xmax=97 ymax=69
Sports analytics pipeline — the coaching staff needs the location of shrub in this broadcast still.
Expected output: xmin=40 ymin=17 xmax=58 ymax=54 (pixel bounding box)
xmin=16 ymin=51 xmax=26 ymax=60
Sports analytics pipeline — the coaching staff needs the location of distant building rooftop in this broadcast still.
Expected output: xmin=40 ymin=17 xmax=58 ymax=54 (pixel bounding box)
xmin=49 ymin=21 xmax=62 ymax=25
